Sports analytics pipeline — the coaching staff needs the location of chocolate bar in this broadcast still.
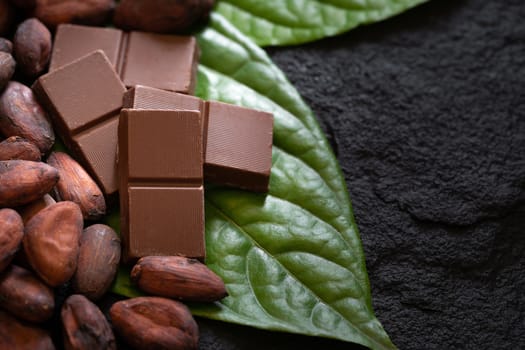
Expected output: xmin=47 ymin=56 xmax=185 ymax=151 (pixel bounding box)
xmin=118 ymin=109 xmax=204 ymax=261
xmin=123 ymin=85 xmax=273 ymax=192
xmin=33 ymin=50 xmax=126 ymax=195
xmin=49 ymin=24 xmax=199 ymax=94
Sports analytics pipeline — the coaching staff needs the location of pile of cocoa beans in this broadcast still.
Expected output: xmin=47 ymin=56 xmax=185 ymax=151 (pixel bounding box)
xmin=0 ymin=1 xmax=225 ymax=349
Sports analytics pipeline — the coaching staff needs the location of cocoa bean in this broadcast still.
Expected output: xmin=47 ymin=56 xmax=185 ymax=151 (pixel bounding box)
xmin=114 ymin=0 xmax=214 ymax=33
xmin=0 ymin=38 xmax=13 ymax=53
xmin=0 ymin=136 xmax=40 ymax=161
xmin=0 ymin=81 xmax=54 ymax=154
xmin=47 ymin=152 xmax=105 ymax=220
xmin=0 ymin=265 xmax=54 ymax=322
xmin=13 ymin=17 xmax=51 ymax=77
xmin=0 ymin=310 xmax=55 ymax=349
xmin=24 ymin=201 xmax=82 ymax=286
xmin=33 ymin=0 xmax=115 ymax=29
xmin=0 ymin=51 xmax=15 ymax=91
xmin=0 ymin=208 xmax=23 ymax=271
xmin=73 ymin=224 xmax=120 ymax=300
xmin=131 ymin=255 xmax=227 ymax=302
xmin=0 ymin=160 xmax=59 ymax=207
xmin=110 ymin=296 xmax=199 ymax=350
xmin=17 ymin=192 xmax=55 ymax=222
xmin=61 ymin=294 xmax=116 ymax=350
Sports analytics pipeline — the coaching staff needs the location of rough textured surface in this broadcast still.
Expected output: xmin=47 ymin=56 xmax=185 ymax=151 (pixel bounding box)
xmin=266 ymin=0 xmax=525 ymax=349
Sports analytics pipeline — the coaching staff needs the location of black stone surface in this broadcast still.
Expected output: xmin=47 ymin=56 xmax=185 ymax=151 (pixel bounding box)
xmin=265 ymin=0 xmax=525 ymax=349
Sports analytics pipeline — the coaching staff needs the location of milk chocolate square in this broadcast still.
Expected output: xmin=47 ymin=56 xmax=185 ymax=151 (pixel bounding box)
xmin=119 ymin=109 xmax=204 ymax=261
xmin=49 ymin=24 xmax=199 ymax=94
xmin=33 ymin=50 xmax=126 ymax=195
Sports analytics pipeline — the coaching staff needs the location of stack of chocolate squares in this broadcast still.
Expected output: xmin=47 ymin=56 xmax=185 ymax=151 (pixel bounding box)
xmin=32 ymin=24 xmax=274 ymax=262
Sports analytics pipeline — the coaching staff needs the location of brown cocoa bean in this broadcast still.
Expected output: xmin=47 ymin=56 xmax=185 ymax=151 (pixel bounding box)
xmin=0 ymin=310 xmax=55 ymax=349
xmin=61 ymin=294 xmax=116 ymax=350
xmin=33 ymin=0 xmax=115 ymax=29
xmin=73 ymin=224 xmax=120 ymax=300
xmin=0 ymin=0 xmax=16 ymax=36
xmin=24 ymin=201 xmax=82 ymax=286
xmin=0 ymin=81 xmax=54 ymax=154
xmin=17 ymin=192 xmax=55 ymax=222
xmin=114 ymin=0 xmax=214 ymax=33
xmin=0 ymin=38 xmax=13 ymax=53
xmin=13 ymin=18 xmax=51 ymax=77
xmin=110 ymin=296 xmax=199 ymax=350
xmin=131 ymin=255 xmax=227 ymax=302
xmin=0 ymin=51 xmax=15 ymax=91
xmin=0 ymin=265 xmax=54 ymax=322
xmin=0 ymin=136 xmax=40 ymax=161
xmin=0 ymin=160 xmax=59 ymax=207
xmin=47 ymin=152 xmax=105 ymax=220
xmin=0 ymin=208 xmax=23 ymax=271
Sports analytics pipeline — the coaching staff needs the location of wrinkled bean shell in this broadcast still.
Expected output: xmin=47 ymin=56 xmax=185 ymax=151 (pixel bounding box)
xmin=0 ymin=310 xmax=55 ymax=349
xmin=0 ymin=208 xmax=23 ymax=271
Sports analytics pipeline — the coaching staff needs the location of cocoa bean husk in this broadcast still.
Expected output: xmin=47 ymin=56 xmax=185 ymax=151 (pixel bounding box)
xmin=13 ymin=17 xmax=51 ymax=77
xmin=0 ymin=309 xmax=55 ymax=349
xmin=0 ymin=160 xmax=59 ymax=207
xmin=47 ymin=152 xmax=105 ymax=220
xmin=110 ymin=296 xmax=199 ymax=350
xmin=0 ymin=136 xmax=40 ymax=161
xmin=0 ymin=51 xmax=15 ymax=91
xmin=73 ymin=224 xmax=120 ymax=300
xmin=0 ymin=208 xmax=23 ymax=271
xmin=23 ymin=201 xmax=82 ymax=287
xmin=131 ymin=255 xmax=227 ymax=302
xmin=0 ymin=81 xmax=54 ymax=154
xmin=33 ymin=0 xmax=115 ymax=29
xmin=0 ymin=265 xmax=54 ymax=322
xmin=61 ymin=294 xmax=116 ymax=350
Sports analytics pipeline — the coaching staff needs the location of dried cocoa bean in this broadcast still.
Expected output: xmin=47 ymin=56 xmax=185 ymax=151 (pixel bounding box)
xmin=17 ymin=192 xmax=55 ymax=222
xmin=61 ymin=294 xmax=116 ymax=350
xmin=131 ymin=255 xmax=227 ymax=302
xmin=0 ymin=136 xmax=40 ymax=161
xmin=114 ymin=0 xmax=214 ymax=33
xmin=0 ymin=51 xmax=15 ymax=91
xmin=0 ymin=265 xmax=54 ymax=322
xmin=0 ymin=81 xmax=54 ymax=154
xmin=33 ymin=0 xmax=115 ymax=28
xmin=0 ymin=310 xmax=55 ymax=349
xmin=24 ymin=201 xmax=82 ymax=286
xmin=0 ymin=160 xmax=59 ymax=207
xmin=73 ymin=224 xmax=120 ymax=300
xmin=0 ymin=38 xmax=13 ymax=53
xmin=0 ymin=208 xmax=23 ymax=271
xmin=47 ymin=152 xmax=105 ymax=220
xmin=110 ymin=296 xmax=199 ymax=350
xmin=13 ymin=18 xmax=51 ymax=77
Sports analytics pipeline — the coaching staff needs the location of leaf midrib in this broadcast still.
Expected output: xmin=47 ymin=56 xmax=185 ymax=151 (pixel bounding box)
xmin=207 ymin=198 xmax=390 ymax=350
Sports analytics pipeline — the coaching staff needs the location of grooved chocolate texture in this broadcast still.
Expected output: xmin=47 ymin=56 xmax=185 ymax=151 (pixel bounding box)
xmin=122 ymin=86 xmax=274 ymax=192
xmin=119 ymin=109 xmax=205 ymax=261
xmin=49 ymin=24 xmax=199 ymax=94
xmin=33 ymin=50 xmax=126 ymax=195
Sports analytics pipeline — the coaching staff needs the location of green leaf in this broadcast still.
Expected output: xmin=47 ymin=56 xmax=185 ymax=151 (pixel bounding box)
xmin=215 ymin=0 xmax=429 ymax=46
xmin=112 ymin=13 xmax=395 ymax=350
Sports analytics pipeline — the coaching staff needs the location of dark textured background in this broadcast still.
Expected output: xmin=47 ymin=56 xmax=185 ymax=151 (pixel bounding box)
xmin=198 ymin=0 xmax=525 ymax=349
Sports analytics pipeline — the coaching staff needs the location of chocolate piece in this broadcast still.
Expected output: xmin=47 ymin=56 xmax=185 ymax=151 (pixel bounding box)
xmin=33 ymin=50 xmax=126 ymax=195
xmin=49 ymin=24 xmax=199 ymax=94
xmin=123 ymin=85 xmax=207 ymax=152
xmin=49 ymin=24 xmax=123 ymax=71
xmin=122 ymin=86 xmax=274 ymax=192
xmin=205 ymin=101 xmax=273 ymax=192
xmin=119 ymin=109 xmax=204 ymax=261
